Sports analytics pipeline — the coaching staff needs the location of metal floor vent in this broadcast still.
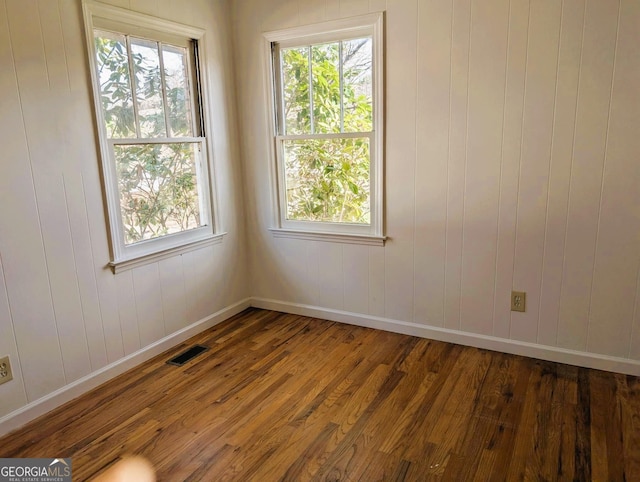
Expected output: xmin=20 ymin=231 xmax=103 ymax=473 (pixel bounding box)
xmin=167 ymin=345 xmax=209 ymax=366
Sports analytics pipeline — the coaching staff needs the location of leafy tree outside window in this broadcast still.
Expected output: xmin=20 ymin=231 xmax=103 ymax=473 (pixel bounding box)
xmin=276 ymin=38 xmax=373 ymax=225
xmin=94 ymin=30 xmax=204 ymax=245
xmin=268 ymin=15 xmax=383 ymax=240
xmin=279 ymin=39 xmax=372 ymax=224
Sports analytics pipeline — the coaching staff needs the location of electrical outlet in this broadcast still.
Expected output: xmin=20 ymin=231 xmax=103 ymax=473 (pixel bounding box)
xmin=511 ymin=291 xmax=526 ymax=312
xmin=0 ymin=356 xmax=13 ymax=385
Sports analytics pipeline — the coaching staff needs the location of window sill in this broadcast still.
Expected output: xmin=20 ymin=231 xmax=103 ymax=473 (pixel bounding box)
xmin=269 ymin=228 xmax=386 ymax=246
xmin=108 ymin=233 xmax=226 ymax=274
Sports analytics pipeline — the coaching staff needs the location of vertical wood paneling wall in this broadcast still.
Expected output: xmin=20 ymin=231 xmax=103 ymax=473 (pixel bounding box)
xmin=234 ymin=0 xmax=640 ymax=361
xmin=0 ymin=0 xmax=248 ymax=419
xmin=1 ymin=0 xmax=638 ymax=425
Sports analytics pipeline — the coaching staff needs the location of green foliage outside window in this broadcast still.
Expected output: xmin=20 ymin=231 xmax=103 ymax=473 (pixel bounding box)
xmin=280 ymin=39 xmax=373 ymax=225
xmin=94 ymin=32 xmax=201 ymax=244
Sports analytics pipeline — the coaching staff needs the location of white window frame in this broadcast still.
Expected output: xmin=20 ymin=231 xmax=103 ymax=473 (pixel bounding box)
xmin=82 ymin=1 xmax=223 ymax=273
xmin=263 ymin=13 xmax=385 ymax=246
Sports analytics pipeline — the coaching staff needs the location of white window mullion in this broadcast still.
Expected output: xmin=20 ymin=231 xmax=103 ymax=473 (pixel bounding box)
xmin=274 ymin=43 xmax=285 ymax=136
xmin=106 ymin=141 xmax=127 ymax=260
xmin=125 ymin=35 xmax=142 ymax=138
xmin=157 ymin=41 xmax=172 ymax=137
xmin=339 ymin=41 xmax=344 ymax=133
xmin=277 ymin=131 xmax=372 ymax=142
xmin=194 ymin=140 xmax=208 ymax=227
xmin=276 ymin=137 xmax=288 ymax=226
xmin=109 ymin=136 xmax=205 ymax=146
xmin=308 ymin=46 xmax=314 ymax=134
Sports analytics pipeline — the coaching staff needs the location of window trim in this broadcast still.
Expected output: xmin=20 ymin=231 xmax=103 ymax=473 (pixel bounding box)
xmin=82 ymin=1 xmax=223 ymax=270
xmin=263 ymin=13 xmax=385 ymax=245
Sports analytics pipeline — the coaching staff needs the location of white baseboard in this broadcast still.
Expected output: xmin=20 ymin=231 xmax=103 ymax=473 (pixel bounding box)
xmin=251 ymin=297 xmax=640 ymax=377
xmin=0 ymin=298 xmax=251 ymax=438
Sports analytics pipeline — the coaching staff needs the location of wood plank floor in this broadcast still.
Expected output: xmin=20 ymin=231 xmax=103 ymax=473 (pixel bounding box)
xmin=1 ymin=308 xmax=639 ymax=481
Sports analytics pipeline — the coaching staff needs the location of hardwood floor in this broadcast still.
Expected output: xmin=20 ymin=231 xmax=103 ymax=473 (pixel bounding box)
xmin=1 ymin=308 xmax=639 ymax=481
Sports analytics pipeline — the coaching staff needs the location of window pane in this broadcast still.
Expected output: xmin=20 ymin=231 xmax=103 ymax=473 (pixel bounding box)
xmin=283 ymin=137 xmax=370 ymax=224
xmin=342 ymin=38 xmax=372 ymax=132
xmin=114 ymin=143 xmax=202 ymax=244
xmin=281 ymin=46 xmax=311 ymax=135
xmin=311 ymin=43 xmax=341 ymax=133
xmin=162 ymin=45 xmax=193 ymax=137
xmin=131 ymin=38 xmax=167 ymax=137
xmin=94 ymin=31 xmax=136 ymax=138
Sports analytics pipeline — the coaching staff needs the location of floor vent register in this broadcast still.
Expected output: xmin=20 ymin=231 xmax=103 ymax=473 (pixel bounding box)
xmin=166 ymin=345 xmax=209 ymax=366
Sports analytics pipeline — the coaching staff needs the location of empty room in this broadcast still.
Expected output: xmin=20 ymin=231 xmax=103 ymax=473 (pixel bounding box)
xmin=0 ymin=0 xmax=639 ymax=480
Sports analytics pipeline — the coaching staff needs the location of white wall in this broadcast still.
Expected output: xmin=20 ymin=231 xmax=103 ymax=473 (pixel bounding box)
xmin=0 ymin=0 xmax=248 ymax=420
xmin=233 ymin=0 xmax=640 ymax=364
xmin=1 ymin=0 xmax=639 ymax=430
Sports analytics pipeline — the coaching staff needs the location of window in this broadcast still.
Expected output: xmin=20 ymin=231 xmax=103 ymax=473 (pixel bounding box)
xmin=83 ymin=2 xmax=220 ymax=271
xmin=265 ymin=14 xmax=385 ymax=245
